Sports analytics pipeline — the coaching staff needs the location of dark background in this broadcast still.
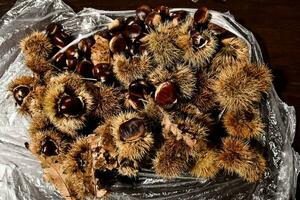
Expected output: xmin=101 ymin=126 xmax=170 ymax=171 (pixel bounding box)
xmin=1 ymin=0 xmax=300 ymax=199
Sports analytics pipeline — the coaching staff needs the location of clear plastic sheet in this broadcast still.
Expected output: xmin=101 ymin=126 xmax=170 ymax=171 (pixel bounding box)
xmin=0 ymin=0 xmax=299 ymax=199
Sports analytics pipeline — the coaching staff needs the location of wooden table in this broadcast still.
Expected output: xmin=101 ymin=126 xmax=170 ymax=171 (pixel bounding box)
xmin=1 ymin=0 xmax=299 ymax=199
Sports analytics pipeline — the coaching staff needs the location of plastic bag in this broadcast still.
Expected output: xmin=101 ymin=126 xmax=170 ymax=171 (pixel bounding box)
xmin=0 ymin=0 xmax=299 ymax=199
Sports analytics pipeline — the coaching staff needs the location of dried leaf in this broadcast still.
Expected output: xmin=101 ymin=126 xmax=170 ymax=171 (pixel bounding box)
xmin=43 ymin=159 xmax=75 ymax=200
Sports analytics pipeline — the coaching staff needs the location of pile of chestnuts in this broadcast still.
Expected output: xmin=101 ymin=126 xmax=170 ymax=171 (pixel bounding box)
xmin=8 ymin=4 xmax=273 ymax=200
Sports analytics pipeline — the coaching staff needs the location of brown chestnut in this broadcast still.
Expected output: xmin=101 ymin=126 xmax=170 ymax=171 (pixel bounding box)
xmin=78 ymin=39 xmax=90 ymax=55
xmin=154 ymin=82 xmax=178 ymax=106
xmin=125 ymin=16 xmax=138 ymax=26
xmin=53 ymin=52 xmax=66 ymax=68
xmin=52 ymin=31 xmax=71 ymax=49
xmin=194 ymin=7 xmax=209 ymax=25
xmin=41 ymin=139 xmax=58 ymax=156
xmin=123 ymin=23 xmax=142 ymax=41
xmin=96 ymin=30 xmax=113 ymax=41
xmin=154 ymin=5 xmax=169 ymax=21
xmin=59 ymin=95 xmax=84 ymax=116
xmin=109 ymin=34 xmax=128 ymax=54
xmin=129 ymin=79 xmax=153 ymax=99
xmin=46 ymin=22 xmax=63 ymax=36
xmin=127 ymin=94 xmax=144 ymax=110
xmin=66 ymin=58 xmax=78 ymax=70
xmin=92 ymin=63 xmax=114 ymax=84
xmin=108 ymin=18 xmax=125 ymax=32
xmin=65 ymin=45 xmax=79 ymax=59
xmin=13 ymin=86 xmax=30 ymax=105
xmin=136 ymin=4 xmax=152 ymax=21
xmin=129 ymin=41 xmax=147 ymax=56
xmin=169 ymin=10 xmax=188 ymax=25
xmin=145 ymin=11 xmax=162 ymax=29
xmin=76 ymin=60 xmax=93 ymax=77
xmin=119 ymin=118 xmax=145 ymax=141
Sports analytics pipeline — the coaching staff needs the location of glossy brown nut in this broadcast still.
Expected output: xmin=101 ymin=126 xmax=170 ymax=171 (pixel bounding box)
xmin=124 ymin=23 xmax=142 ymax=41
xmin=65 ymin=45 xmax=79 ymax=59
xmin=129 ymin=79 xmax=153 ymax=98
xmin=53 ymin=52 xmax=66 ymax=68
xmin=154 ymin=5 xmax=170 ymax=20
xmin=125 ymin=16 xmax=138 ymax=26
xmin=52 ymin=31 xmax=71 ymax=49
xmin=170 ymin=10 xmax=188 ymax=24
xmin=46 ymin=22 xmax=63 ymax=36
xmin=97 ymin=30 xmax=113 ymax=41
xmin=154 ymin=82 xmax=178 ymax=106
xmin=128 ymin=40 xmax=147 ymax=56
xmin=194 ymin=7 xmax=209 ymax=25
xmin=78 ymin=39 xmax=90 ymax=55
xmin=41 ymin=139 xmax=58 ymax=156
xmin=145 ymin=11 xmax=162 ymax=29
xmin=59 ymin=95 xmax=84 ymax=116
xmin=109 ymin=34 xmax=128 ymax=54
xmin=76 ymin=60 xmax=94 ymax=77
xmin=119 ymin=118 xmax=145 ymax=141
xmin=127 ymin=94 xmax=144 ymax=110
xmin=191 ymin=31 xmax=207 ymax=48
xmin=66 ymin=58 xmax=78 ymax=70
xmin=13 ymin=86 xmax=30 ymax=105
xmin=108 ymin=18 xmax=125 ymax=32
xmin=136 ymin=4 xmax=152 ymax=21
xmin=92 ymin=63 xmax=114 ymax=83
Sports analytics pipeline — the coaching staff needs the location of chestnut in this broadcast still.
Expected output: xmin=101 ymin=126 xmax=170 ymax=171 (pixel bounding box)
xmin=154 ymin=82 xmax=178 ymax=106
xmin=76 ymin=60 xmax=93 ymax=78
xmin=129 ymin=41 xmax=147 ymax=56
xmin=169 ymin=10 xmax=188 ymax=25
xmin=127 ymin=94 xmax=144 ymax=110
xmin=59 ymin=95 xmax=84 ymax=116
xmin=13 ymin=86 xmax=30 ymax=105
xmin=46 ymin=22 xmax=63 ymax=36
xmin=108 ymin=18 xmax=125 ymax=32
xmin=129 ymin=79 xmax=153 ymax=99
xmin=123 ymin=23 xmax=142 ymax=41
xmin=78 ymin=38 xmax=92 ymax=56
xmin=66 ymin=58 xmax=78 ymax=70
xmin=145 ymin=11 xmax=162 ymax=29
xmin=191 ymin=31 xmax=207 ymax=49
xmin=136 ymin=4 xmax=152 ymax=21
xmin=65 ymin=45 xmax=79 ymax=59
xmin=125 ymin=16 xmax=138 ymax=26
xmin=119 ymin=118 xmax=145 ymax=141
xmin=52 ymin=31 xmax=71 ymax=49
xmin=154 ymin=5 xmax=169 ymax=21
xmin=53 ymin=52 xmax=66 ymax=68
xmin=109 ymin=34 xmax=128 ymax=54
xmin=194 ymin=7 xmax=209 ymax=25
xmin=97 ymin=30 xmax=113 ymax=41
xmin=41 ymin=139 xmax=58 ymax=156
xmin=92 ymin=63 xmax=114 ymax=84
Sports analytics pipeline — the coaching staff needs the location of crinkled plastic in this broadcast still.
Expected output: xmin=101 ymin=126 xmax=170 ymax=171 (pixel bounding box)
xmin=0 ymin=0 xmax=299 ymax=199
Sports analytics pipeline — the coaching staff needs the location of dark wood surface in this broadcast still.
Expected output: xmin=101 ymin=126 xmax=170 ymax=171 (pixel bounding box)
xmin=1 ymin=0 xmax=300 ymax=199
